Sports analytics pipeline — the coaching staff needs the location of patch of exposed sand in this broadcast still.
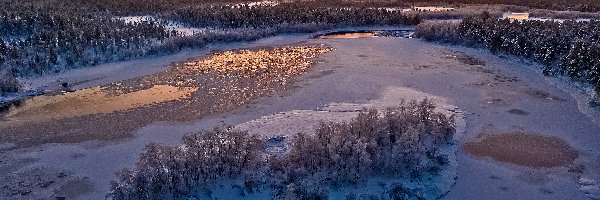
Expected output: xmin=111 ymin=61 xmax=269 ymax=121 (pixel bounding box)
xmin=464 ymin=132 xmax=578 ymax=168
xmin=4 ymin=85 xmax=197 ymax=122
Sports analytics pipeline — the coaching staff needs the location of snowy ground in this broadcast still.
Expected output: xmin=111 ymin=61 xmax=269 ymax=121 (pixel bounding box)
xmin=1 ymin=28 xmax=600 ymax=199
xmin=234 ymin=87 xmax=465 ymax=199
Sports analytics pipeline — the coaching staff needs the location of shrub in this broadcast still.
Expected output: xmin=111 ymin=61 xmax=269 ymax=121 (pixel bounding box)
xmin=387 ymin=182 xmax=423 ymax=200
xmin=107 ymin=125 xmax=262 ymax=200
xmin=270 ymin=99 xmax=455 ymax=197
xmin=0 ymin=71 xmax=21 ymax=95
xmin=108 ymin=100 xmax=456 ymax=199
xmin=414 ymin=21 xmax=462 ymax=43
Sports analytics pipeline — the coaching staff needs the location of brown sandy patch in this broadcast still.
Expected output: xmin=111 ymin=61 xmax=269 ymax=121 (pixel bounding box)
xmin=5 ymin=85 xmax=196 ymax=122
xmin=464 ymin=132 xmax=578 ymax=168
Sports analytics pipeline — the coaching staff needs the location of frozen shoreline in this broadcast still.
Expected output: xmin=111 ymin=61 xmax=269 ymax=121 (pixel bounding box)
xmin=0 ymin=26 xmax=413 ymax=106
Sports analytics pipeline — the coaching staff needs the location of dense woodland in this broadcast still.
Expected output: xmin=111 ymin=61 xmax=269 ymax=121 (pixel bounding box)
xmin=2 ymin=0 xmax=600 ymax=95
xmin=415 ymin=14 xmax=600 ymax=99
xmin=420 ymin=0 xmax=599 ymax=12
xmin=0 ymin=0 xmax=424 ymax=95
xmin=359 ymin=0 xmax=600 ymax=12
xmin=0 ymin=0 xmax=174 ymax=94
xmin=107 ymin=100 xmax=456 ymax=199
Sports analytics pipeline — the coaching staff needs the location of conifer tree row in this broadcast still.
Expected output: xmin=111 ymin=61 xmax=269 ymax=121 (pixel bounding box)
xmin=415 ymin=15 xmax=600 ymax=98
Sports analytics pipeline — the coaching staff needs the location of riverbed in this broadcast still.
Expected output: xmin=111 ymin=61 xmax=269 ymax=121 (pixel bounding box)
xmin=1 ymin=28 xmax=599 ymax=199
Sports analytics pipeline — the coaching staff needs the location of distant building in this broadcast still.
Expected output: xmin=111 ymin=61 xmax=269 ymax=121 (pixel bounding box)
xmin=503 ymin=12 xmax=530 ymax=20
xmin=413 ymin=6 xmax=454 ymax=12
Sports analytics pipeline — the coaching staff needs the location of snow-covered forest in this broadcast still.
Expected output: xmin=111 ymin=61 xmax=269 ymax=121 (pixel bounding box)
xmin=418 ymin=0 xmax=600 ymax=12
xmin=0 ymin=0 xmax=174 ymax=94
xmin=3 ymin=0 xmax=600 ymax=96
xmin=0 ymin=0 xmax=425 ymax=96
xmin=415 ymin=15 xmax=600 ymax=100
xmin=107 ymin=100 xmax=456 ymax=199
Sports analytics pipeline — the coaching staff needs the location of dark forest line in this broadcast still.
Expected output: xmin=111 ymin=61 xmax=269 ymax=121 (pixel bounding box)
xmin=2 ymin=0 xmax=600 ymax=95
xmin=415 ymin=14 xmax=600 ymax=101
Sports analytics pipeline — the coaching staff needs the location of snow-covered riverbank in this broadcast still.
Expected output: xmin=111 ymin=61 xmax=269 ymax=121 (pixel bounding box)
xmin=1 ymin=29 xmax=600 ymax=199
